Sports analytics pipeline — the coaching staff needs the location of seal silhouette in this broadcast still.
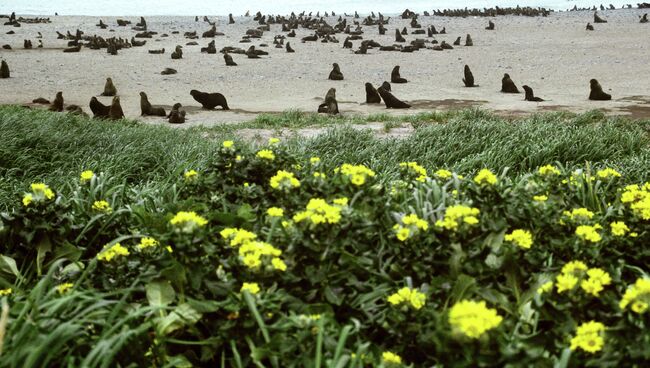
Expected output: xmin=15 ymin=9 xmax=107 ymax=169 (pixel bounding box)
xmin=365 ymin=82 xmax=382 ymax=103
xmin=140 ymin=92 xmax=166 ymax=116
xmin=317 ymin=88 xmax=339 ymax=114
xmin=190 ymin=90 xmax=230 ymax=109
xmin=224 ymin=52 xmax=237 ymax=66
xmin=391 ymin=66 xmax=407 ymax=83
xmin=586 ymin=22 xmax=594 ymax=30
xmin=286 ymin=42 xmax=295 ymax=53
xmin=49 ymin=92 xmax=64 ymax=112
xmin=108 ymin=96 xmax=125 ymax=120
xmin=501 ymin=73 xmax=520 ymax=93
xmin=171 ymin=45 xmax=183 ymax=59
xmin=463 ymin=65 xmax=478 ymax=87
xmin=395 ymin=29 xmax=406 ymax=42
xmin=89 ymin=96 xmax=110 ymax=118
xmin=328 ymin=63 xmax=344 ymax=80
xmin=523 ymin=85 xmax=544 ymax=101
xmin=101 ymin=77 xmax=117 ymax=96
xmin=377 ymin=86 xmax=410 ymax=109
xmin=0 ymin=60 xmax=9 ymax=78
xmin=589 ymin=79 xmax=611 ymax=100
xmin=168 ymin=105 xmax=186 ymax=124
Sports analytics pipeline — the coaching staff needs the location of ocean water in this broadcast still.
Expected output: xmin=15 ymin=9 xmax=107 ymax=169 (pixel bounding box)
xmin=0 ymin=0 xmax=634 ymax=16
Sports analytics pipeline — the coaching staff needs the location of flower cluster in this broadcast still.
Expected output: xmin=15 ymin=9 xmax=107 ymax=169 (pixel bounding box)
xmin=473 ymin=169 xmax=497 ymax=186
xmin=0 ymin=288 xmax=12 ymax=296
xmin=92 ymin=200 xmax=112 ymax=214
xmin=393 ymin=213 xmax=428 ymax=242
xmin=575 ymin=224 xmax=602 ymax=243
xmin=241 ymin=282 xmax=261 ymax=295
xmin=56 ymin=283 xmax=74 ymax=294
xmin=256 ymin=149 xmax=275 ymax=161
xmin=22 ymin=182 xmax=55 ymax=207
xmin=435 ymin=205 xmax=480 ymax=232
xmin=619 ymin=278 xmax=650 ymax=314
xmin=97 ymin=243 xmax=130 ymax=262
xmin=448 ymin=300 xmax=502 ymax=339
xmin=434 ymin=169 xmax=453 ymax=180
xmin=562 ymin=208 xmax=595 ymax=222
xmin=266 ymin=207 xmax=284 ymax=218
xmin=610 ymin=221 xmax=630 ymax=236
xmin=381 ymin=351 xmax=403 ymax=366
xmin=504 ymin=229 xmax=533 ymax=249
xmin=269 ymin=170 xmax=301 ymax=191
xmin=80 ymin=170 xmax=95 ymax=183
xmin=336 ymin=164 xmax=376 ymax=186
xmin=570 ymin=321 xmax=606 ymax=353
xmin=399 ymin=161 xmax=427 ymax=182
xmin=184 ymin=170 xmax=199 ymax=182
xmin=387 ymin=287 xmax=426 ymax=310
xmin=293 ymin=198 xmax=344 ymax=226
xmin=538 ymin=164 xmax=561 ymax=176
xmin=169 ymin=211 xmax=208 ymax=233
xmin=596 ymin=168 xmax=621 ymax=180
xmin=621 ymin=184 xmax=650 ymax=220
xmin=553 ymin=261 xmax=611 ymax=296
xmin=137 ymin=237 xmax=160 ymax=250
xmin=221 ymin=228 xmax=287 ymax=272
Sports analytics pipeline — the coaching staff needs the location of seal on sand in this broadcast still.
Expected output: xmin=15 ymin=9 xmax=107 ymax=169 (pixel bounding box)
xmin=463 ymin=65 xmax=478 ymax=87
xmin=49 ymin=92 xmax=64 ymax=112
xmin=501 ymin=73 xmax=520 ymax=93
xmin=328 ymin=63 xmax=344 ymax=80
xmin=365 ymin=82 xmax=382 ymax=104
xmin=589 ymin=79 xmax=612 ymax=100
xmin=108 ymin=96 xmax=125 ymax=120
xmin=377 ymin=86 xmax=411 ymax=109
xmin=89 ymin=96 xmax=110 ymax=118
xmin=190 ymin=90 xmax=230 ymax=109
xmin=317 ymin=88 xmax=339 ymax=114
xmin=391 ymin=65 xmax=407 ymax=83
xmin=523 ymin=85 xmax=544 ymax=101
xmin=140 ymin=92 xmax=166 ymax=116
xmin=101 ymin=77 xmax=117 ymax=96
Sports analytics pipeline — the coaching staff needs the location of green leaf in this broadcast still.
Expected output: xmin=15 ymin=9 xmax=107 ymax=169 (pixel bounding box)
xmin=157 ymin=303 xmax=202 ymax=335
xmin=324 ymin=286 xmax=343 ymax=306
xmin=0 ymin=255 xmax=20 ymax=279
xmin=36 ymin=236 xmax=52 ymax=276
xmin=146 ymin=280 xmax=176 ymax=307
xmin=166 ymin=354 xmax=193 ymax=368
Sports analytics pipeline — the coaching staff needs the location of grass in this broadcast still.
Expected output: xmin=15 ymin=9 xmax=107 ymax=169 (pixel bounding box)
xmin=2 ymin=106 xmax=650 ymax=210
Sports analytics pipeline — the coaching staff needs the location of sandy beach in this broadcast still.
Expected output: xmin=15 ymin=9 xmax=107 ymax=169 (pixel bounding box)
xmin=1 ymin=8 xmax=650 ymax=126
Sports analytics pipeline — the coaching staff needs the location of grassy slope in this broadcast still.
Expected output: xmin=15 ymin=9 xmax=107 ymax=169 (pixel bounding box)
xmin=1 ymin=106 xmax=650 ymax=209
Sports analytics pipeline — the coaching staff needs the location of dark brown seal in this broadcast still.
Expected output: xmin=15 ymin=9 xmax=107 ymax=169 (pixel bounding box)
xmin=391 ymin=65 xmax=407 ymax=83
xmin=190 ymin=90 xmax=230 ymax=109
xmin=463 ymin=65 xmax=478 ymax=87
xmin=140 ymin=92 xmax=166 ymax=116
xmin=377 ymin=86 xmax=411 ymax=109
xmin=328 ymin=63 xmax=344 ymax=80
xmin=101 ymin=77 xmax=117 ymax=96
xmin=501 ymin=73 xmax=520 ymax=93
xmin=317 ymin=88 xmax=339 ymax=114
xmin=523 ymin=85 xmax=544 ymax=101
xmin=108 ymin=96 xmax=125 ymax=120
xmin=49 ymin=92 xmax=64 ymax=112
xmin=365 ymin=82 xmax=381 ymax=104
xmin=89 ymin=96 xmax=110 ymax=118
xmin=589 ymin=79 xmax=611 ymax=100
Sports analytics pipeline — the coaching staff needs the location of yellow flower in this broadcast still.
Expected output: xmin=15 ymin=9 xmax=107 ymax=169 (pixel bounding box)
xmin=92 ymin=200 xmax=112 ymax=214
xmin=504 ymin=229 xmax=533 ymax=249
xmin=435 ymin=205 xmax=480 ymax=232
xmin=222 ymin=140 xmax=234 ymax=149
xmin=184 ymin=170 xmax=199 ymax=182
xmin=56 ymin=283 xmax=74 ymax=294
xmin=382 ymin=351 xmax=403 ymax=365
xmin=241 ymin=282 xmax=260 ymax=295
xmin=31 ymin=183 xmax=55 ymax=199
xmin=538 ymin=164 xmax=561 ymax=176
xmin=293 ymin=198 xmax=343 ymax=226
xmin=533 ymin=195 xmax=548 ymax=202
xmin=268 ymin=137 xmax=280 ymax=145
xmin=333 ymin=197 xmax=348 ymax=206
xmin=570 ymin=321 xmax=605 ymax=353
xmin=169 ymin=211 xmax=208 ymax=233
xmin=24 ymin=183 xmax=55 ymax=206
xmin=556 ymin=274 xmax=579 ymax=293
xmin=537 ymin=281 xmax=554 ymax=294
xmin=434 ymin=169 xmax=453 ymax=180
xmin=22 ymin=193 xmax=33 ymax=207
xmin=610 ymin=221 xmax=629 ymax=236
xmin=631 ymin=300 xmax=649 ymax=313
xmin=310 ymin=157 xmax=321 ymax=164
xmin=137 ymin=237 xmax=159 ymax=250
xmin=448 ymin=300 xmax=502 ymax=339
xmin=619 ymin=278 xmax=650 ymax=313
xmin=0 ymin=288 xmax=12 ymax=296
xmin=563 ymin=208 xmax=595 ymax=221
xmin=221 ymin=228 xmax=258 ymax=247
xmin=267 ymin=207 xmax=284 ymax=217
xmin=387 ymin=287 xmax=426 ymax=310
xmin=596 ymin=168 xmax=621 ymax=179
xmin=256 ymin=149 xmax=275 ymax=160
xmin=269 ymin=170 xmax=300 ymax=190
xmin=473 ymin=169 xmax=497 ymax=186
xmin=337 ymin=164 xmax=376 ymax=186
xmin=80 ymin=170 xmax=95 ymax=183
xmin=395 ymin=227 xmax=410 ymax=241
xmin=313 ymin=172 xmax=327 ymax=179
xmin=575 ymin=225 xmax=601 ymax=243
xmin=271 ymin=257 xmax=287 ymax=271
xmin=562 ymin=261 xmax=588 ymax=276
xmin=97 ymin=243 xmax=130 ymax=262
xmin=399 ymin=161 xmax=428 ymax=182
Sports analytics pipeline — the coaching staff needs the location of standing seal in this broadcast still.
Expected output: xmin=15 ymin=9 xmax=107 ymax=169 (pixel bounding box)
xmin=486 ymin=21 xmax=495 ymax=30
xmin=224 ymin=52 xmax=237 ymax=66
xmin=395 ymin=29 xmax=406 ymax=42
xmin=140 ymin=92 xmax=166 ymax=116
xmin=286 ymin=42 xmax=295 ymax=53
xmin=523 ymin=85 xmax=544 ymax=101
xmin=463 ymin=65 xmax=477 ymax=87
xmin=328 ymin=63 xmax=344 ymax=80
xmin=365 ymin=82 xmax=382 ymax=104
xmin=168 ymin=104 xmax=186 ymax=124
xmin=101 ymin=77 xmax=117 ymax=96
xmin=501 ymin=73 xmax=520 ymax=93
xmin=171 ymin=45 xmax=183 ymax=59
xmin=465 ymin=34 xmax=473 ymax=46
xmin=49 ymin=92 xmax=64 ymax=112
xmin=317 ymin=88 xmax=339 ymax=114
xmin=391 ymin=66 xmax=407 ymax=83
xmin=190 ymin=90 xmax=230 ymax=109
xmin=377 ymin=86 xmax=410 ymax=109
xmin=589 ymin=79 xmax=611 ymax=100
xmin=108 ymin=96 xmax=125 ymax=120
xmin=0 ymin=60 xmax=9 ymax=78
xmin=89 ymin=97 xmax=110 ymax=118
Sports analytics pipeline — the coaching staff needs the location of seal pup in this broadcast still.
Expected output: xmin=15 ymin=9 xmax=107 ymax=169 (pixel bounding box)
xmin=108 ymin=96 xmax=125 ymax=120
xmin=224 ymin=52 xmax=237 ymax=66
xmin=32 ymin=97 xmax=50 ymax=104
xmin=167 ymin=103 xmax=182 ymax=117
xmin=589 ymin=79 xmax=611 ymax=100
xmin=229 ymin=14 xmax=235 ymax=24
xmin=395 ymin=29 xmax=406 ymax=42
xmin=391 ymin=66 xmax=407 ymax=83
xmin=501 ymin=73 xmax=520 ymax=93
xmin=286 ymin=42 xmax=295 ymax=53
xmin=317 ymin=88 xmax=339 ymax=114
xmin=594 ymin=11 xmax=607 ymax=23
xmin=640 ymin=13 xmax=648 ymax=23
xmin=0 ymin=60 xmax=9 ymax=78
xmin=101 ymin=78 xmax=117 ymax=96
xmin=24 ymin=40 xmax=33 ymax=49
xmin=523 ymin=85 xmax=544 ymax=101
xmin=190 ymin=90 xmax=230 ymax=109
xmin=161 ymin=68 xmax=177 ymax=75
xmin=89 ymin=97 xmax=110 ymax=118
xmin=140 ymin=92 xmax=166 ymax=116
xmin=168 ymin=104 xmax=186 ymax=124
xmin=201 ymin=40 xmax=217 ymax=54
xmin=365 ymin=82 xmax=382 ymax=104
xmin=328 ymin=63 xmax=344 ymax=80
xmin=171 ymin=45 xmax=183 ymax=59
xmin=586 ymin=22 xmax=594 ymax=30
xmin=63 ymin=45 xmax=81 ymax=53
xmin=49 ymin=92 xmax=64 ymax=112
xmin=381 ymin=81 xmax=392 ymax=91
xmin=463 ymin=65 xmax=478 ymax=87
xmin=453 ymin=36 xmax=461 ymax=46
xmin=66 ymin=105 xmax=87 ymax=116
xmin=486 ymin=21 xmax=495 ymax=30
xmin=149 ymin=48 xmax=165 ymax=54
xmin=377 ymin=86 xmax=411 ymax=109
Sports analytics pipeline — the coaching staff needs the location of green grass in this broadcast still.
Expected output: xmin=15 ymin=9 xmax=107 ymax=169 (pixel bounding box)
xmin=2 ymin=106 xmax=650 ymax=210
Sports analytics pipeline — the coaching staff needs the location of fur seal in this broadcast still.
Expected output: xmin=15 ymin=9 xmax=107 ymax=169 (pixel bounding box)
xmin=171 ymin=45 xmax=183 ymax=59
xmin=395 ymin=29 xmax=406 ymax=42
xmin=0 ymin=60 xmax=9 ymax=78
xmin=63 ymin=45 xmax=81 ymax=53
xmin=594 ymin=11 xmax=607 ymax=23
xmin=463 ymin=65 xmax=477 ymax=87
xmin=286 ymin=42 xmax=295 ymax=53
xmin=328 ymin=63 xmax=344 ymax=80
xmin=224 ymin=52 xmax=237 ymax=66
xmin=377 ymin=86 xmax=411 ymax=109
xmin=140 ymin=92 xmax=166 ymax=116
xmin=149 ymin=48 xmax=165 ymax=54
xmin=65 ymin=105 xmax=87 ymax=116
xmin=317 ymin=88 xmax=339 ymax=114
xmin=229 ymin=14 xmax=235 ymax=24
xmin=641 ymin=14 xmax=649 ymax=23
xmin=453 ymin=36 xmax=461 ymax=46
xmin=161 ymin=68 xmax=177 ymax=75
xmin=108 ymin=96 xmax=125 ymax=120
xmin=586 ymin=22 xmax=594 ymax=30
xmin=365 ymin=82 xmax=382 ymax=103
xmin=501 ymin=73 xmax=520 ymax=93
xmin=101 ymin=78 xmax=117 ymax=96
xmin=32 ymin=97 xmax=50 ymax=104
xmin=190 ymin=90 xmax=229 ymax=110
xmin=486 ymin=21 xmax=495 ymax=30
xmin=381 ymin=81 xmax=392 ymax=91
xmin=2 ymin=45 xmax=11 ymax=50
xmin=24 ymin=40 xmax=33 ymax=49
xmin=589 ymin=79 xmax=611 ymax=100
xmin=391 ymin=66 xmax=407 ymax=83
xmin=523 ymin=85 xmax=544 ymax=101
xmin=168 ymin=104 xmax=186 ymax=124
xmin=49 ymin=92 xmax=64 ymax=112
xmin=201 ymin=40 xmax=217 ymax=54
xmin=89 ymin=97 xmax=110 ymax=118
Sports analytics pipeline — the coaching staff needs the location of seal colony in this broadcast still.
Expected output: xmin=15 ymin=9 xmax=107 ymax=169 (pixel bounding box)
xmin=1 ymin=6 xmax=648 ymax=123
